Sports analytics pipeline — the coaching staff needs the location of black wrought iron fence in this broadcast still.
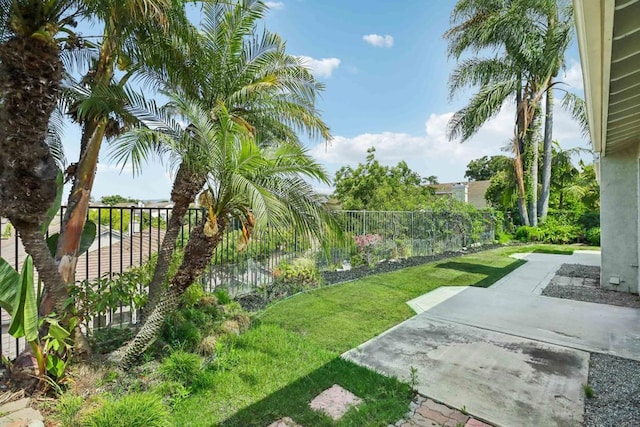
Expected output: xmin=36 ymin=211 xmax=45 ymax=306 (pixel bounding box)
xmin=0 ymin=206 xmax=495 ymax=359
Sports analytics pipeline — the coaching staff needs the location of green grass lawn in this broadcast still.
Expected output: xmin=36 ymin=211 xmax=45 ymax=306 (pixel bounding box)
xmin=168 ymin=244 xmax=579 ymax=426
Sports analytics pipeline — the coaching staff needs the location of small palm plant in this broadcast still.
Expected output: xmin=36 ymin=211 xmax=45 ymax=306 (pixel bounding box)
xmin=116 ymin=98 xmax=339 ymax=368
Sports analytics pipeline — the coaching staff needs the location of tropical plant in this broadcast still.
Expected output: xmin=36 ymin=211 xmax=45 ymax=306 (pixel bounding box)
xmin=49 ymin=0 xmax=188 ymax=322
xmin=0 ymin=256 xmax=76 ymax=386
xmin=111 ymin=0 xmax=331 ymax=317
xmin=0 ymin=0 xmax=90 ymax=321
xmin=444 ymin=0 xmax=573 ymax=226
xmin=114 ymin=96 xmax=338 ymax=369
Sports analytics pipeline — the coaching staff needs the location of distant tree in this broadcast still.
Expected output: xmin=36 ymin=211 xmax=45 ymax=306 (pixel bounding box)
xmin=485 ymin=169 xmax=518 ymax=211
xmin=464 ymin=155 xmax=512 ymax=181
xmin=100 ymin=195 xmax=139 ymax=206
xmin=333 ymin=147 xmax=435 ymax=211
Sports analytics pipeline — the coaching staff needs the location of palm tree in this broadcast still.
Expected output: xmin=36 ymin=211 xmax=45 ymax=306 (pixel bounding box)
xmin=115 ymin=96 xmax=338 ymax=369
xmin=46 ymin=0 xmax=190 ymax=319
xmin=111 ymin=0 xmax=330 ymax=316
xmin=538 ymin=1 xmax=573 ymax=220
xmin=445 ymin=0 xmax=572 ymax=226
xmin=0 ymin=1 xmax=93 ymax=315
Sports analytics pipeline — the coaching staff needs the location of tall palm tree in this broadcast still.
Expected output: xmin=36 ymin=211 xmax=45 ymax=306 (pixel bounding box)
xmin=445 ymin=0 xmax=572 ymax=226
xmin=45 ymin=0 xmax=190 ymax=319
xmin=115 ymin=96 xmax=338 ymax=369
xmin=112 ymin=0 xmax=330 ymax=316
xmin=0 ymin=1 xmax=93 ymax=314
xmin=537 ymin=1 xmax=573 ymax=220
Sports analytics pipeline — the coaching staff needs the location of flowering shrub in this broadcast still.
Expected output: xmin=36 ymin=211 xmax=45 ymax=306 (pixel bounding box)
xmin=354 ymin=234 xmax=383 ymax=251
xmin=352 ymin=234 xmax=394 ymax=266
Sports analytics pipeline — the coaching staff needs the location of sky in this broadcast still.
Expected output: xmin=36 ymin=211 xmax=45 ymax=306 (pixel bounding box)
xmin=62 ymin=0 xmax=589 ymax=201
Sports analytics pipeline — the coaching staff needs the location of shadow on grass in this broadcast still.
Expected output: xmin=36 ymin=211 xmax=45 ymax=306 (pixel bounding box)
xmin=436 ymin=259 xmax=526 ymax=288
xmin=219 ymin=357 xmax=412 ymax=427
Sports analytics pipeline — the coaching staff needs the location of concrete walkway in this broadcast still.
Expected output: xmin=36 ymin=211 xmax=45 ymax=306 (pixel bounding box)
xmin=344 ymin=250 xmax=640 ymax=427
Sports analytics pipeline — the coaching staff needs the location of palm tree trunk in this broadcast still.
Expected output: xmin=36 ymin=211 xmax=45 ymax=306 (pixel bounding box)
xmin=45 ymin=24 xmax=119 ymax=319
xmin=514 ymin=87 xmax=530 ymax=226
xmin=0 ymin=37 xmax=61 ymax=224
xmin=41 ymin=120 xmax=107 ymax=318
xmin=0 ymin=35 xmax=66 ymax=324
xmin=538 ymin=88 xmax=553 ymax=220
xmin=144 ymin=164 xmax=205 ymax=318
xmin=528 ymin=110 xmax=539 ymax=227
xmin=118 ymin=216 xmax=226 ymax=370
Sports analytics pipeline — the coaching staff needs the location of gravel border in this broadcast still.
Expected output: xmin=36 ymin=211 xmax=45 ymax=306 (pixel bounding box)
xmin=541 ymin=264 xmax=640 ymax=425
xmin=542 ymin=264 xmax=640 ymax=309
xmin=237 ymin=243 xmax=505 ymax=312
xmin=584 ymin=353 xmax=640 ymax=427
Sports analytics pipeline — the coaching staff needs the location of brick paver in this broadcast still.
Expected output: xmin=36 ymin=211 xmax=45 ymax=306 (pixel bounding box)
xmin=389 ymin=394 xmax=492 ymax=427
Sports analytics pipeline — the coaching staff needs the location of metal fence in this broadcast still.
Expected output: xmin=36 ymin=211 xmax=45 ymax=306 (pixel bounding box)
xmin=0 ymin=206 xmax=495 ymax=358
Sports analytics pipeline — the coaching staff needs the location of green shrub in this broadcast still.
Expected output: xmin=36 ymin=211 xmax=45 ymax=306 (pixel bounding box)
xmin=83 ymin=393 xmax=170 ymax=427
xmin=586 ymin=227 xmax=600 ymax=246
xmin=161 ymin=314 xmax=202 ymax=351
xmin=159 ymin=351 xmax=203 ymax=387
xmin=213 ymin=289 xmax=232 ymax=305
xmin=268 ymin=257 xmax=319 ymax=300
xmin=515 ymin=226 xmax=544 ymax=242
xmin=160 ymin=292 xmax=222 ymax=351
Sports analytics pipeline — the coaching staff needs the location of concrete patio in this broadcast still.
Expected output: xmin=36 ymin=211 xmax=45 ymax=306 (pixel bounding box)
xmin=343 ymin=251 xmax=640 ymax=427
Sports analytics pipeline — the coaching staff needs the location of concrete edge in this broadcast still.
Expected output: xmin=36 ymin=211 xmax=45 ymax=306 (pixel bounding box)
xmin=406 ymin=286 xmax=470 ymax=314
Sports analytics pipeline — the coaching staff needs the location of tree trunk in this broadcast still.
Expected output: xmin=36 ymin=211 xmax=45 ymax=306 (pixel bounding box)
xmin=513 ymin=144 xmax=530 ymax=226
xmin=528 ymin=110 xmax=539 ymax=227
xmin=514 ymin=85 xmax=530 ymax=226
xmin=40 ymin=120 xmax=107 ymax=320
xmin=143 ymin=164 xmax=206 ymax=319
xmin=45 ymin=24 xmax=119 ymax=319
xmin=118 ymin=215 xmax=227 ymax=370
xmin=0 ymin=37 xmax=61 ymax=224
xmin=0 ymin=35 xmax=66 ymax=320
xmin=538 ymin=88 xmax=553 ymax=220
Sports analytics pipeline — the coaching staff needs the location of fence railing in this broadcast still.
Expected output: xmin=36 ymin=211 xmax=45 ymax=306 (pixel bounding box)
xmin=0 ymin=206 xmax=495 ymax=358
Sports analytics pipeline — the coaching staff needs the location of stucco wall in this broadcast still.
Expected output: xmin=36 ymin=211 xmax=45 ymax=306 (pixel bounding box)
xmin=600 ymin=145 xmax=639 ymax=293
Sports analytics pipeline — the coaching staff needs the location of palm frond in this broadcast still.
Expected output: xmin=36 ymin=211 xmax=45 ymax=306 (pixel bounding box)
xmin=448 ymin=79 xmax=520 ymax=142
xmin=561 ymin=92 xmax=589 ymax=138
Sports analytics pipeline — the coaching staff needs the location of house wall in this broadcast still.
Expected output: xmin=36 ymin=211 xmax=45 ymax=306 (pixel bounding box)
xmin=600 ymin=145 xmax=639 ymax=293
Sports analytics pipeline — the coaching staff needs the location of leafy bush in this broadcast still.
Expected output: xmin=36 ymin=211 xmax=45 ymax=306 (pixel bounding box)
xmin=516 ymin=218 xmax=584 ymax=244
xmin=83 ymin=393 xmax=170 ymax=427
xmin=515 ymin=226 xmax=545 ymax=242
xmin=586 ymin=227 xmax=600 ymax=246
xmin=268 ymin=257 xmax=319 ymax=300
xmin=160 ymin=291 xmax=221 ymax=351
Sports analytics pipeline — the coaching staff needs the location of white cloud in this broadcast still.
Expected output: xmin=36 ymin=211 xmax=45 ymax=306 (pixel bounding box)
xmin=265 ymin=1 xmax=284 ymax=10
xmin=299 ymin=56 xmax=341 ymax=78
xmin=362 ymin=34 xmax=394 ymax=48
xmin=310 ymin=105 xmax=589 ymax=185
xmin=562 ymin=60 xmax=584 ymax=91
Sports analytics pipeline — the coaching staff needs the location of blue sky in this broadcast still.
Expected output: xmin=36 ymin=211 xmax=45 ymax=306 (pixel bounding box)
xmin=64 ymin=0 xmax=588 ymax=201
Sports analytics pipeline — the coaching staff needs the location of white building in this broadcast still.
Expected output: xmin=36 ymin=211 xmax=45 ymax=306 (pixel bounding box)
xmin=574 ymin=0 xmax=640 ymax=293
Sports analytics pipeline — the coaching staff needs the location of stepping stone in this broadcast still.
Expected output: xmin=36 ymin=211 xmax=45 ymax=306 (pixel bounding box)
xmin=309 ymin=384 xmax=363 ymax=421
xmin=267 ymin=416 xmax=302 ymax=427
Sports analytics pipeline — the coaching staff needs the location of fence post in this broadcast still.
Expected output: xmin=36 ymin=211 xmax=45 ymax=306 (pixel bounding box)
xmin=362 ymin=210 xmax=366 ymax=234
